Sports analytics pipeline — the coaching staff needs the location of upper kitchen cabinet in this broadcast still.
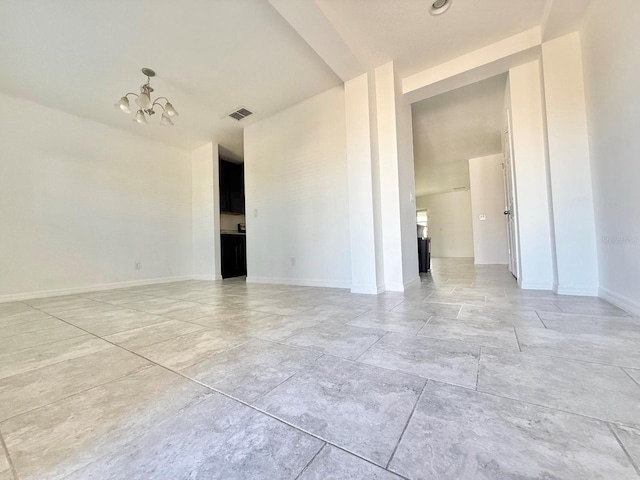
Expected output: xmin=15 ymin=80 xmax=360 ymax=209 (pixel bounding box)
xmin=219 ymin=159 xmax=245 ymax=214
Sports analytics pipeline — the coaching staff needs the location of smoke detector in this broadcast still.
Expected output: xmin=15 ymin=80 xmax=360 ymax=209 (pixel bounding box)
xmin=429 ymin=0 xmax=453 ymax=16
xmin=228 ymin=107 xmax=253 ymax=121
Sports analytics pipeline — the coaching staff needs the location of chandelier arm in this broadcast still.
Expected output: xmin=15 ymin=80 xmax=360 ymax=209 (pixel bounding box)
xmin=152 ymin=97 xmax=169 ymax=106
xmin=123 ymin=92 xmax=140 ymax=99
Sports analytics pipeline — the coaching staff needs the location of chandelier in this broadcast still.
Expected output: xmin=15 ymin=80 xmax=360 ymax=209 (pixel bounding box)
xmin=114 ymin=68 xmax=178 ymax=126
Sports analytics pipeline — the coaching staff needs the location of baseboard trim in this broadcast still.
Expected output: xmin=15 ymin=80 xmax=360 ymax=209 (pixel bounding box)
xmin=0 ymin=275 xmax=196 ymax=303
xmin=246 ymin=276 xmax=350 ymax=290
xmin=599 ymin=286 xmax=640 ymax=317
xmin=350 ymin=282 xmax=386 ymax=295
xmin=519 ymin=281 xmax=554 ymax=291
xmin=192 ymin=274 xmax=222 ymax=281
xmin=554 ymin=284 xmax=599 ymax=297
xmin=403 ymin=276 xmax=421 ymax=290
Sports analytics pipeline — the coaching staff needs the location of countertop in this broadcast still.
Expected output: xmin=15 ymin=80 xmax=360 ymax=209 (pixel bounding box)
xmin=220 ymin=230 xmax=246 ymax=236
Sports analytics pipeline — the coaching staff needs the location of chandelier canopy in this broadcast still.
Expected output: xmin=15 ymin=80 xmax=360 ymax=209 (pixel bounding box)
xmin=115 ymin=68 xmax=178 ymax=126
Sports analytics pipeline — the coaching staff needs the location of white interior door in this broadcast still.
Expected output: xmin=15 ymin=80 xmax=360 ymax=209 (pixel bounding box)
xmin=503 ymin=110 xmax=519 ymax=279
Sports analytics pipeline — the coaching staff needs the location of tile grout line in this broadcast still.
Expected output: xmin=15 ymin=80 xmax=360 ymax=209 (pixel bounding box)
xmin=293 ymin=443 xmax=326 ymax=480
xmin=535 ymin=311 xmax=548 ymax=328
xmin=512 ymin=326 xmax=522 ymax=352
xmin=385 ymin=380 xmax=429 ymax=470
xmin=621 ymin=368 xmax=640 ymax=389
xmin=352 ymin=332 xmax=388 ymax=362
xmin=606 ymin=423 xmax=640 ymax=477
xmin=475 ymin=346 xmax=482 ymax=391
xmin=0 ymin=428 xmax=18 ymax=480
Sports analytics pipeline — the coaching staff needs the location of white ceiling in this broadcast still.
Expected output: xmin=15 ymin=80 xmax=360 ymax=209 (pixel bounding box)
xmin=412 ymin=73 xmax=507 ymax=197
xmin=314 ymin=0 xmax=546 ymax=77
xmin=0 ymin=0 xmax=341 ymax=157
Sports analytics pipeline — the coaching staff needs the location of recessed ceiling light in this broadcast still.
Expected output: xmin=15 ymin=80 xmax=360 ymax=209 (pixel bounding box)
xmin=429 ymin=0 xmax=453 ymax=16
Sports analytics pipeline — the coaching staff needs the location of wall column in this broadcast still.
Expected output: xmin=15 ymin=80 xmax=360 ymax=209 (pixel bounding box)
xmin=191 ymin=142 xmax=221 ymax=280
xmin=542 ymin=32 xmax=599 ymax=295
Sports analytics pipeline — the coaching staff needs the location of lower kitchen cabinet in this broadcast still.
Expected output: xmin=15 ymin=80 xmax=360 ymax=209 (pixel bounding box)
xmin=221 ymin=234 xmax=247 ymax=278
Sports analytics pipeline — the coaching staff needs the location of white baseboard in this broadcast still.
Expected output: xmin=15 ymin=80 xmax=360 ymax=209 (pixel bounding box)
xmin=351 ymin=282 xmax=386 ymax=295
xmin=403 ymin=276 xmax=421 ymax=290
xmin=519 ymin=281 xmax=554 ymax=291
xmin=0 ymin=275 xmax=196 ymax=303
xmin=554 ymin=284 xmax=599 ymax=297
xmin=599 ymin=286 xmax=640 ymax=317
xmin=192 ymin=274 xmax=222 ymax=281
xmin=246 ymin=276 xmax=350 ymax=290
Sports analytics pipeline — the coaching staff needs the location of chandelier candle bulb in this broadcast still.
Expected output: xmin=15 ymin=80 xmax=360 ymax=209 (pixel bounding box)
xmin=115 ymin=68 xmax=178 ymax=126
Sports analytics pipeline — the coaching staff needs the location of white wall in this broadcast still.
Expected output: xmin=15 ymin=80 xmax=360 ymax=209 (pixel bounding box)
xmin=416 ymin=191 xmax=474 ymax=258
xmin=541 ymin=32 xmax=599 ymax=295
xmin=507 ymin=61 xmax=556 ymax=290
xmin=581 ymin=0 xmax=640 ymax=314
xmin=244 ymin=86 xmax=351 ymax=288
xmin=191 ymin=142 xmax=221 ymax=280
xmin=468 ymin=155 xmax=509 ymax=264
xmin=0 ymin=93 xmax=192 ymax=299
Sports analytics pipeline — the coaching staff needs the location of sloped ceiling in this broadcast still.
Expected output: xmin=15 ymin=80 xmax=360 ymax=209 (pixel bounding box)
xmin=0 ymin=0 xmax=342 ymax=157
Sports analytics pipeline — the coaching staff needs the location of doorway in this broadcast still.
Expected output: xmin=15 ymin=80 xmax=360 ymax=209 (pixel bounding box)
xmin=411 ymin=74 xmax=511 ymax=274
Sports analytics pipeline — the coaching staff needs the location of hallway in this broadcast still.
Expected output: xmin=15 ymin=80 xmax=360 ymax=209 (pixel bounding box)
xmin=1 ymin=259 xmax=639 ymax=479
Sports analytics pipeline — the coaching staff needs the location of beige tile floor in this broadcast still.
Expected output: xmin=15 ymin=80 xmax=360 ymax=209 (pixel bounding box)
xmin=1 ymin=258 xmax=640 ymax=479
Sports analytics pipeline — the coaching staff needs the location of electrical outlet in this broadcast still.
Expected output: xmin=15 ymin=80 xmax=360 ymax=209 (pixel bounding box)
xmin=291 ymin=257 xmax=296 ymax=266
xmin=134 ymin=261 xmax=142 ymax=270
xmin=479 ymin=214 xmax=486 ymax=221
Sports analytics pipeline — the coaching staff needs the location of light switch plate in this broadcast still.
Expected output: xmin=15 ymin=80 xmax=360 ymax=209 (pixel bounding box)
xmin=479 ymin=214 xmax=486 ymax=221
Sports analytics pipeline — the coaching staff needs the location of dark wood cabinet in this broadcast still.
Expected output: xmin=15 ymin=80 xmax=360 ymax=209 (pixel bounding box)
xmin=221 ymin=234 xmax=247 ymax=278
xmin=219 ymin=159 xmax=244 ymax=214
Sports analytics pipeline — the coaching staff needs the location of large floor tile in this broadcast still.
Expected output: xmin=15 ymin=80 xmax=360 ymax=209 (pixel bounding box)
xmin=25 ymin=297 xmax=107 ymax=314
xmin=0 ymin=446 xmax=10 ymax=480
xmin=388 ymin=381 xmax=638 ymax=480
xmin=358 ymin=333 xmax=480 ymax=388
xmin=0 ymin=314 xmax=65 ymax=337
xmin=1 ymin=366 xmax=210 ymax=480
xmin=0 ymin=308 xmax=53 ymax=327
xmin=283 ymin=323 xmax=385 ymax=360
xmin=0 ymin=347 xmax=150 ymax=421
xmin=425 ymin=292 xmax=487 ymax=306
xmin=181 ymin=338 xmax=321 ymax=402
xmin=489 ymin=297 xmax=562 ymax=313
xmin=346 ymin=311 xmax=428 ymax=335
xmin=0 ymin=301 xmax=34 ymax=317
xmin=299 ymin=445 xmax=402 ymax=480
xmin=60 ymin=309 xmax=168 ymax=336
xmin=249 ymin=314 xmax=325 ymax=341
xmin=255 ymin=355 xmax=425 ymax=466
xmin=478 ymin=348 xmax=640 ymax=427
xmin=458 ymin=305 xmax=545 ymax=327
xmin=537 ymin=311 xmax=640 ymax=335
xmin=389 ymin=302 xmax=462 ymax=319
xmin=555 ymin=297 xmax=630 ymax=317
xmin=103 ymin=319 xmax=206 ymax=349
xmin=134 ymin=328 xmax=249 ymax=370
xmin=119 ymin=297 xmax=201 ymax=315
xmin=65 ymin=393 xmax=323 ymax=480
xmin=0 ymin=335 xmax=112 ymax=380
xmin=515 ymin=325 xmax=640 ymax=368
xmin=418 ymin=316 xmax=519 ymax=350
xmin=3 ymin=323 xmax=86 ymax=354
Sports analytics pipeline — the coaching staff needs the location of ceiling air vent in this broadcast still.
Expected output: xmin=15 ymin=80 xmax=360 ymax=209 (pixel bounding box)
xmin=228 ymin=107 xmax=253 ymax=121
